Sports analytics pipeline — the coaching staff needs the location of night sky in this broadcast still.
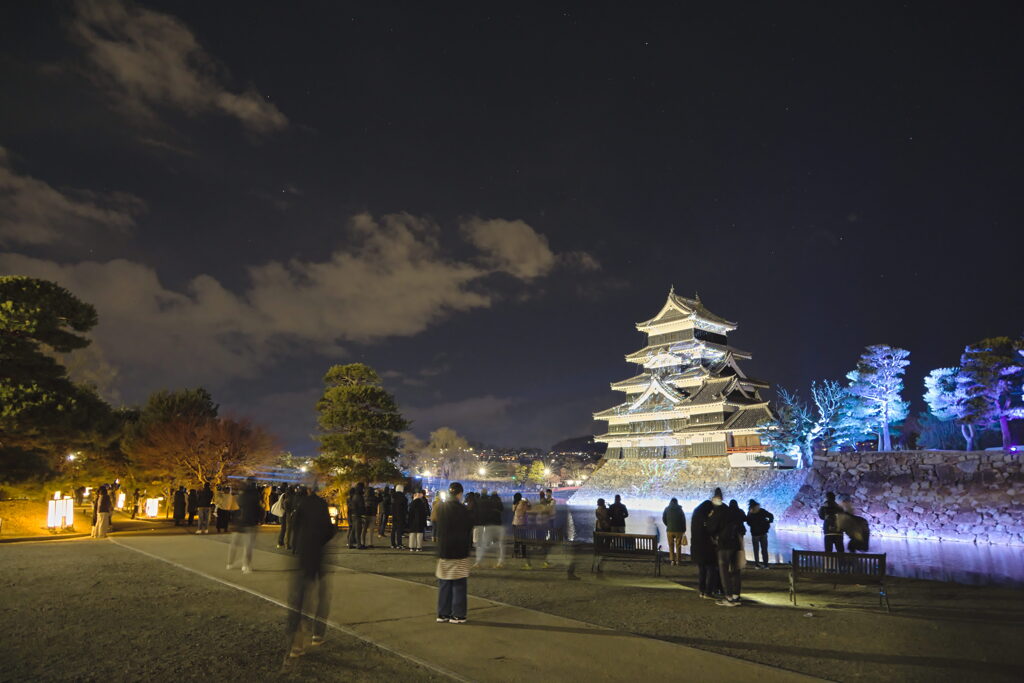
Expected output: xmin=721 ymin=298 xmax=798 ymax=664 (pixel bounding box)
xmin=2 ymin=2 xmax=1022 ymax=454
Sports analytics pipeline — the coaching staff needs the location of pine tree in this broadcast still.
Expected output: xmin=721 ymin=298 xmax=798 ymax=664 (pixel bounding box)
xmin=758 ymin=388 xmax=813 ymax=467
xmin=846 ymin=345 xmax=910 ymax=451
xmin=315 ymin=363 xmax=409 ymax=484
xmin=923 ymin=367 xmax=977 ymax=449
xmin=808 ymin=379 xmax=863 ymax=451
xmin=958 ymin=337 xmax=1024 ymax=449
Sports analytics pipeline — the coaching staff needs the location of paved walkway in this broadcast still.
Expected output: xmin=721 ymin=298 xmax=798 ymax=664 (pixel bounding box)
xmin=113 ymin=535 xmax=817 ymax=682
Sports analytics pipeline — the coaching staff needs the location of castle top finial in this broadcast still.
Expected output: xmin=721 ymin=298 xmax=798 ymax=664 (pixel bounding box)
xmin=694 ymin=291 xmax=701 ymax=303
xmin=669 ymin=284 xmax=675 ymax=296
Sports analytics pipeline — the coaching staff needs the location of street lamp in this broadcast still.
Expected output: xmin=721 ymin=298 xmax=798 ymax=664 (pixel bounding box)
xmin=478 ymin=466 xmax=487 ymax=476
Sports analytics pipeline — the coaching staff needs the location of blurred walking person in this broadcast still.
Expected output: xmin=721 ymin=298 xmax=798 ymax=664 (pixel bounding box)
xmin=434 ymin=482 xmax=473 ymax=624
xmin=663 ymin=498 xmax=687 ymax=566
xmin=130 ymin=488 xmax=141 ymax=519
xmin=286 ymin=487 xmax=336 ymax=659
xmin=90 ymin=486 xmax=113 ymax=538
xmin=378 ymin=486 xmax=392 ymax=538
xmin=408 ymin=490 xmax=430 ymax=551
xmin=476 ymin=492 xmax=506 ymax=568
xmin=227 ymin=478 xmax=262 ymax=574
xmin=196 ymin=482 xmax=214 ymax=534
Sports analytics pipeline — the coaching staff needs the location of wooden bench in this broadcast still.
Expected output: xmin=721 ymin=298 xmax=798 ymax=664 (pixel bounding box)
xmin=591 ymin=532 xmax=661 ymax=576
xmin=789 ymin=550 xmax=890 ymax=613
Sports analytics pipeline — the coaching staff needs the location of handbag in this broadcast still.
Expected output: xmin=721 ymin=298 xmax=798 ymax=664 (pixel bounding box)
xmin=681 ymin=534 xmax=688 ymax=546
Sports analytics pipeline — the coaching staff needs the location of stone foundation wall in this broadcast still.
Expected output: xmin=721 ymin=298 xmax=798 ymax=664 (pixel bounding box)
xmin=780 ymin=451 xmax=1024 ymax=545
xmin=568 ymin=457 xmax=808 ymax=514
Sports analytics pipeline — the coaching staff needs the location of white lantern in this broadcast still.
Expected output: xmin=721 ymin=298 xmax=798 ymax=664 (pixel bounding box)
xmin=145 ymin=498 xmax=160 ymax=518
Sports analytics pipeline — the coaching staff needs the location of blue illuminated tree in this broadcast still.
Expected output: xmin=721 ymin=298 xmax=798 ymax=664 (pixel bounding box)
xmin=808 ymin=379 xmax=863 ymax=451
xmin=758 ymin=387 xmax=813 ymax=467
xmin=923 ymin=367 xmax=977 ymax=449
xmin=846 ymin=345 xmax=910 ymax=451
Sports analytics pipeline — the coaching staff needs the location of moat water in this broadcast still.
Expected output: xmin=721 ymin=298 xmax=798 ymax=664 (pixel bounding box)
xmin=555 ymin=505 xmax=1024 ymax=587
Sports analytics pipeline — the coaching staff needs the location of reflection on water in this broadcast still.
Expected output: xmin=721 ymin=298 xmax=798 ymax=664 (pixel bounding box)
xmin=553 ymin=505 xmax=1024 ymax=587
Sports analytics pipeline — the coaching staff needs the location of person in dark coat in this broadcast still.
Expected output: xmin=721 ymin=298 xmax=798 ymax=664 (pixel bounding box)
xmin=390 ymin=486 xmax=408 ymax=549
xmin=378 ymin=486 xmax=392 ymax=537
xmin=130 ymin=489 xmax=141 ymax=519
xmin=172 ymin=486 xmax=187 ymax=526
xmin=662 ymin=498 xmax=687 ymax=566
xmin=347 ymin=484 xmax=366 ymax=549
xmin=287 ymin=488 xmax=336 ymax=657
xmin=706 ymin=490 xmax=745 ymax=606
xmin=196 ymin=482 xmax=215 ymax=534
xmin=407 ymin=490 xmax=430 ymax=551
xmin=227 ymin=479 xmax=263 ymax=573
xmin=434 ymin=482 xmax=473 ymax=623
xmin=363 ymin=487 xmax=380 ymax=549
xmin=818 ymin=491 xmax=845 ymax=553
xmin=690 ymin=488 xmax=722 ymax=598
xmin=608 ymin=494 xmax=628 ymax=533
xmin=186 ymin=488 xmax=199 ymax=526
xmin=746 ymin=499 xmax=774 ymax=568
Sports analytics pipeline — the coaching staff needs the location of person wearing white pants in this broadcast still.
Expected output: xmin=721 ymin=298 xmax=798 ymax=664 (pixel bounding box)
xmin=475 ymin=492 xmax=507 ymax=567
xmin=91 ymin=487 xmax=113 ymax=538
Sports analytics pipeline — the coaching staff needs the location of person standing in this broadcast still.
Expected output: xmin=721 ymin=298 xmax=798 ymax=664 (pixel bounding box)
xmin=91 ymin=486 xmax=113 ymax=538
xmin=662 ymin=498 xmax=687 ymax=566
xmin=608 ymin=494 xmax=629 ymax=533
xmin=286 ymin=487 xmax=336 ymax=658
xmin=706 ymin=489 xmax=744 ymax=607
xmin=347 ymin=484 xmax=366 ymax=549
xmin=390 ymin=486 xmax=408 ymax=549
xmin=594 ymin=498 xmax=611 ymax=533
xmin=196 ymin=482 xmax=214 ymax=534
xmin=173 ymin=486 xmax=187 ymax=526
xmin=227 ymin=479 xmax=262 ymax=574
xmin=186 ymin=488 xmax=199 ymax=526
xmin=690 ymin=489 xmax=722 ymax=598
xmin=363 ymin=486 xmax=380 ymax=549
xmin=818 ymin=491 xmax=845 ymax=553
xmin=512 ymin=492 xmax=531 ymax=569
xmin=746 ymin=499 xmax=774 ymax=568
xmin=408 ymin=490 xmax=430 ymax=552
xmin=275 ymin=486 xmax=291 ymax=547
xmin=130 ymin=488 xmax=141 ymax=520
xmin=434 ymin=482 xmax=473 ymax=624
xmin=378 ymin=486 xmax=392 ymax=538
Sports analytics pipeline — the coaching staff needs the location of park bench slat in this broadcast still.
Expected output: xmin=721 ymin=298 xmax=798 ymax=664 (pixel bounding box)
xmin=591 ymin=532 xmax=661 ymax=576
xmin=789 ymin=549 xmax=890 ymax=613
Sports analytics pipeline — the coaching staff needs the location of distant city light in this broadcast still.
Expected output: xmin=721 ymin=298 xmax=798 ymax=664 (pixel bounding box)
xmin=478 ymin=466 xmax=487 ymax=476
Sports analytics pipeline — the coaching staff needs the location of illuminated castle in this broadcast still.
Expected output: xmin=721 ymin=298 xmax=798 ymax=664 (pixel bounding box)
xmin=594 ymin=288 xmax=784 ymax=467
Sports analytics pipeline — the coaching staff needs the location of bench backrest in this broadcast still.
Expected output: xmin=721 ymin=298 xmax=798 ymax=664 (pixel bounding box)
xmin=792 ymin=549 xmax=886 ymax=578
xmin=517 ymin=526 xmax=567 ymax=542
xmin=593 ymin=532 xmax=658 ymax=553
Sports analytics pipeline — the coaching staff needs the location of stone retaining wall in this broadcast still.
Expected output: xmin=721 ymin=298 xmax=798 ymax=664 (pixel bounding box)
xmin=568 ymin=457 xmax=808 ymax=514
xmin=780 ymin=451 xmax=1024 ymax=545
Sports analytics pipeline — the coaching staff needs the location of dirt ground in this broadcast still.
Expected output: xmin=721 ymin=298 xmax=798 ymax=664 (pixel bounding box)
xmin=0 ymin=540 xmax=442 ymax=682
xmin=269 ymin=531 xmax=1024 ymax=683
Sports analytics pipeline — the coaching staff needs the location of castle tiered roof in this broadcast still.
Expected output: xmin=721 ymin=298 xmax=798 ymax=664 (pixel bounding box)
xmin=594 ymin=289 xmax=775 ymax=462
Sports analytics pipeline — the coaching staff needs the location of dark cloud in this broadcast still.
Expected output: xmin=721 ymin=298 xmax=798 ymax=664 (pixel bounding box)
xmin=69 ymin=0 xmax=287 ymax=133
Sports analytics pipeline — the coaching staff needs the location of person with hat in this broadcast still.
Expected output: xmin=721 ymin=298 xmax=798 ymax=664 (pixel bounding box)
xmin=434 ymin=482 xmax=473 ymax=624
xmin=818 ymin=491 xmax=845 ymax=553
xmin=746 ymin=499 xmax=774 ymax=569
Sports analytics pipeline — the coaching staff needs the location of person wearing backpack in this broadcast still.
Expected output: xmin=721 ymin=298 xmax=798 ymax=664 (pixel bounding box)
xmin=818 ymin=491 xmax=845 ymax=553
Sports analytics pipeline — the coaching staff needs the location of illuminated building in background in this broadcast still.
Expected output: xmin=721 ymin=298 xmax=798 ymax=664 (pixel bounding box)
xmin=594 ymin=288 xmax=787 ymax=467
